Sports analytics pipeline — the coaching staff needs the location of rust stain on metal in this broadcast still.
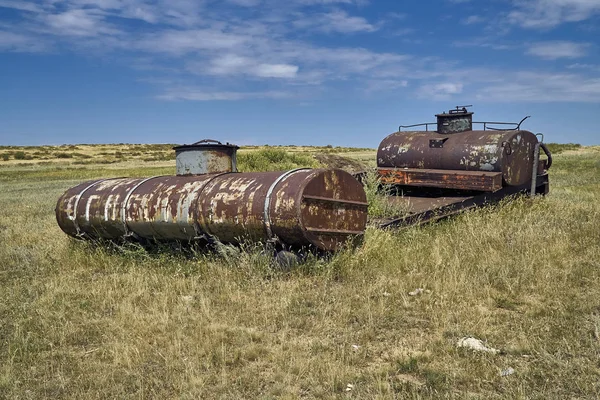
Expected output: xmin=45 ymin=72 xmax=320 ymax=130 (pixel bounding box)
xmin=378 ymin=168 xmax=503 ymax=192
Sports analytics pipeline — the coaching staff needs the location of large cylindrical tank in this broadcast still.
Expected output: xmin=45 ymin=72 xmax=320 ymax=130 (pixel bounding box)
xmin=377 ymin=130 xmax=538 ymax=186
xmin=55 ymin=169 xmax=368 ymax=252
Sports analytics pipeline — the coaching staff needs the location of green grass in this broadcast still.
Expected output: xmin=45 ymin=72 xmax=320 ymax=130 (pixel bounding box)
xmin=362 ymin=170 xmax=410 ymax=219
xmin=544 ymin=142 xmax=582 ymax=154
xmin=1 ymin=146 xmax=599 ymax=398
xmin=237 ymin=148 xmax=318 ymax=171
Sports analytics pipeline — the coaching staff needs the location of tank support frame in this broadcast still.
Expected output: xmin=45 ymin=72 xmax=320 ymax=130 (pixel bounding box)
xmin=373 ymin=172 xmax=549 ymax=230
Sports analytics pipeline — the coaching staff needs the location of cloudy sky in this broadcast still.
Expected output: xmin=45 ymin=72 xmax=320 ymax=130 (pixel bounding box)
xmin=0 ymin=0 xmax=599 ymax=146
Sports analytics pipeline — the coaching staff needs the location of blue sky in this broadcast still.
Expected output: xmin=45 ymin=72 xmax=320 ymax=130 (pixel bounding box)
xmin=0 ymin=0 xmax=599 ymax=147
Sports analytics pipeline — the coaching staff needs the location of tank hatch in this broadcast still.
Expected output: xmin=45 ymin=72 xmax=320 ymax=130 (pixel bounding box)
xmin=436 ymin=105 xmax=473 ymax=134
xmin=173 ymin=139 xmax=239 ymax=175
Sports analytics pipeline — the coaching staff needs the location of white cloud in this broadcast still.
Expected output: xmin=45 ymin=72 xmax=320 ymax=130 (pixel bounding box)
xmin=157 ymin=88 xmax=292 ymax=101
xmin=293 ymin=10 xmax=378 ymax=33
xmin=295 ymin=0 xmax=356 ymax=4
xmin=0 ymin=0 xmax=45 ymax=12
xmin=139 ymin=29 xmax=249 ymax=55
xmin=197 ymin=54 xmax=299 ymax=78
xmin=0 ymin=31 xmax=50 ymax=52
xmin=452 ymin=36 xmax=516 ymax=50
xmin=509 ymin=0 xmax=600 ymax=29
xmin=321 ymin=10 xmax=378 ymax=33
xmin=204 ymin=54 xmax=249 ymax=75
xmin=526 ymin=41 xmax=589 ymax=59
xmin=254 ymin=63 xmax=299 ymax=78
xmin=474 ymin=71 xmax=600 ymax=102
xmin=44 ymin=9 xmax=120 ymax=36
xmin=417 ymin=82 xmax=464 ymax=100
xmin=227 ymin=0 xmax=262 ymax=6
xmin=567 ymin=63 xmax=600 ymax=71
xmin=294 ymin=47 xmax=408 ymax=76
xmin=364 ymin=79 xmax=408 ymax=93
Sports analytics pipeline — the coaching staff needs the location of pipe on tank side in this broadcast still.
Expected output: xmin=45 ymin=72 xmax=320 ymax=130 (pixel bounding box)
xmin=56 ymin=169 xmax=368 ymax=252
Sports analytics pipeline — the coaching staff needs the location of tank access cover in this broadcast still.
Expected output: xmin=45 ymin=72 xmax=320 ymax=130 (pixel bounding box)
xmin=173 ymin=139 xmax=239 ymax=175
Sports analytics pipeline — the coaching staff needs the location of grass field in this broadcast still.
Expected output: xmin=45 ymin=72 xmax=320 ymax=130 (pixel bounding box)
xmin=1 ymin=144 xmax=599 ymax=399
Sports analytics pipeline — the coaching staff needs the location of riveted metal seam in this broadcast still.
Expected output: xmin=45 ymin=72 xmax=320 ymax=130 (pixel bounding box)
xmin=121 ymin=176 xmax=163 ymax=237
xmin=263 ymin=168 xmax=310 ymax=240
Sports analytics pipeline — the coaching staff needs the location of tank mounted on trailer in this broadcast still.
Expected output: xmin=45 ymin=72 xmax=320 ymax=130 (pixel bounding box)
xmin=374 ymin=106 xmax=552 ymax=228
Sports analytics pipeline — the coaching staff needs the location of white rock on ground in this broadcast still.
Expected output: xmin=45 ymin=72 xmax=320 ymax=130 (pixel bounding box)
xmin=456 ymin=337 xmax=500 ymax=354
xmin=408 ymin=288 xmax=431 ymax=296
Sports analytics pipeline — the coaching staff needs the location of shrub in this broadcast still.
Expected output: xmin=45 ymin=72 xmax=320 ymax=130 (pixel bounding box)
xmin=71 ymin=153 xmax=92 ymax=159
xmin=362 ymin=169 xmax=410 ymax=219
xmin=237 ymin=148 xmax=317 ymax=172
xmin=545 ymin=143 xmax=581 ymax=154
xmin=1 ymin=153 xmax=9 ymax=161
xmin=54 ymin=152 xmax=73 ymax=159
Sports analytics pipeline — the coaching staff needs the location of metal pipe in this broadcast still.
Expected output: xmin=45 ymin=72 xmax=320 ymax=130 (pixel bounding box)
xmin=530 ymin=142 xmax=541 ymax=198
xmin=540 ymin=142 xmax=553 ymax=170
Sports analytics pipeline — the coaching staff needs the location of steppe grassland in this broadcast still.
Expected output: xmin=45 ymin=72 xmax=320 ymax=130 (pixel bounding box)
xmin=1 ymin=144 xmax=599 ymax=399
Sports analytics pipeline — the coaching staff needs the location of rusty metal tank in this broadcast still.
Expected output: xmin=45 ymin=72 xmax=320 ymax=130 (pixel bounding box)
xmin=55 ymin=140 xmax=368 ymax=252
xmin=377 ymin=107 xmax=539 ymax=186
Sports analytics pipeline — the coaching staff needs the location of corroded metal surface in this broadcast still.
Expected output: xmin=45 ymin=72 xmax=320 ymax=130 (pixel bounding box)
xmin=378 ymin=168 xmax=503 ymax=192
xmin=56 ymin=169 xmax=368 ymax=252
xmin=377 ymin=129 xmax=538 ymax=187
xmin=56 ymin=178 xmax=147 ymax=239
xmin=436 ymin=106 xmax=473 ymax=134
xmin=174 ymin=139 xmax=239 ymax=175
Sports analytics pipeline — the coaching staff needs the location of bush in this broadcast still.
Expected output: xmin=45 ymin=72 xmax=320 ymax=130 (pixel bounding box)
xmin=71 ymin=152 xmax=92 ymax=159
xmin=545 ymin=143 xmax=581 ymax=154
xmin=14 ymin=151 xmax=27 ymax=160
xmin=54 ymin=152 xmax=73 ymax=159
xmin=1 ymin=153 xmax=9 ymax=161
xmin=237 ymin=148 xmax=317 ymax=172
xmin=362 ymin=170 xmax=409 ymax=219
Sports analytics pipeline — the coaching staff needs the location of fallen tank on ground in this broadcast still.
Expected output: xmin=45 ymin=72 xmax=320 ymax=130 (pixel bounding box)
xmin=56 ymin=140 xmax=368 ymax=252
xmin=373 ymin=106 xmax=552 ymax=228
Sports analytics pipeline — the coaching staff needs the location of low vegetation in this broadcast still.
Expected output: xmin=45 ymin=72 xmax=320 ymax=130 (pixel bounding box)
xmin=544 ymin=142 xmax=582 ymax=154
xmin=238 ymin=148 xmax=318 ymax=172
xmin=0 ymin=144 xmax=599 ymax=398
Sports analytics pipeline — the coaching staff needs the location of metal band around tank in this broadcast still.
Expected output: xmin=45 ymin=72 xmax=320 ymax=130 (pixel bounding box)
xmin=190 ymin=172 xmax=232 ymax=239
xmin=120 ymin=176 xmax=163 ymax=236
xmin=263 ymin=168 xmax=311 ymax=240
xmin=71 ymin=179 xmax=109 ymax=237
